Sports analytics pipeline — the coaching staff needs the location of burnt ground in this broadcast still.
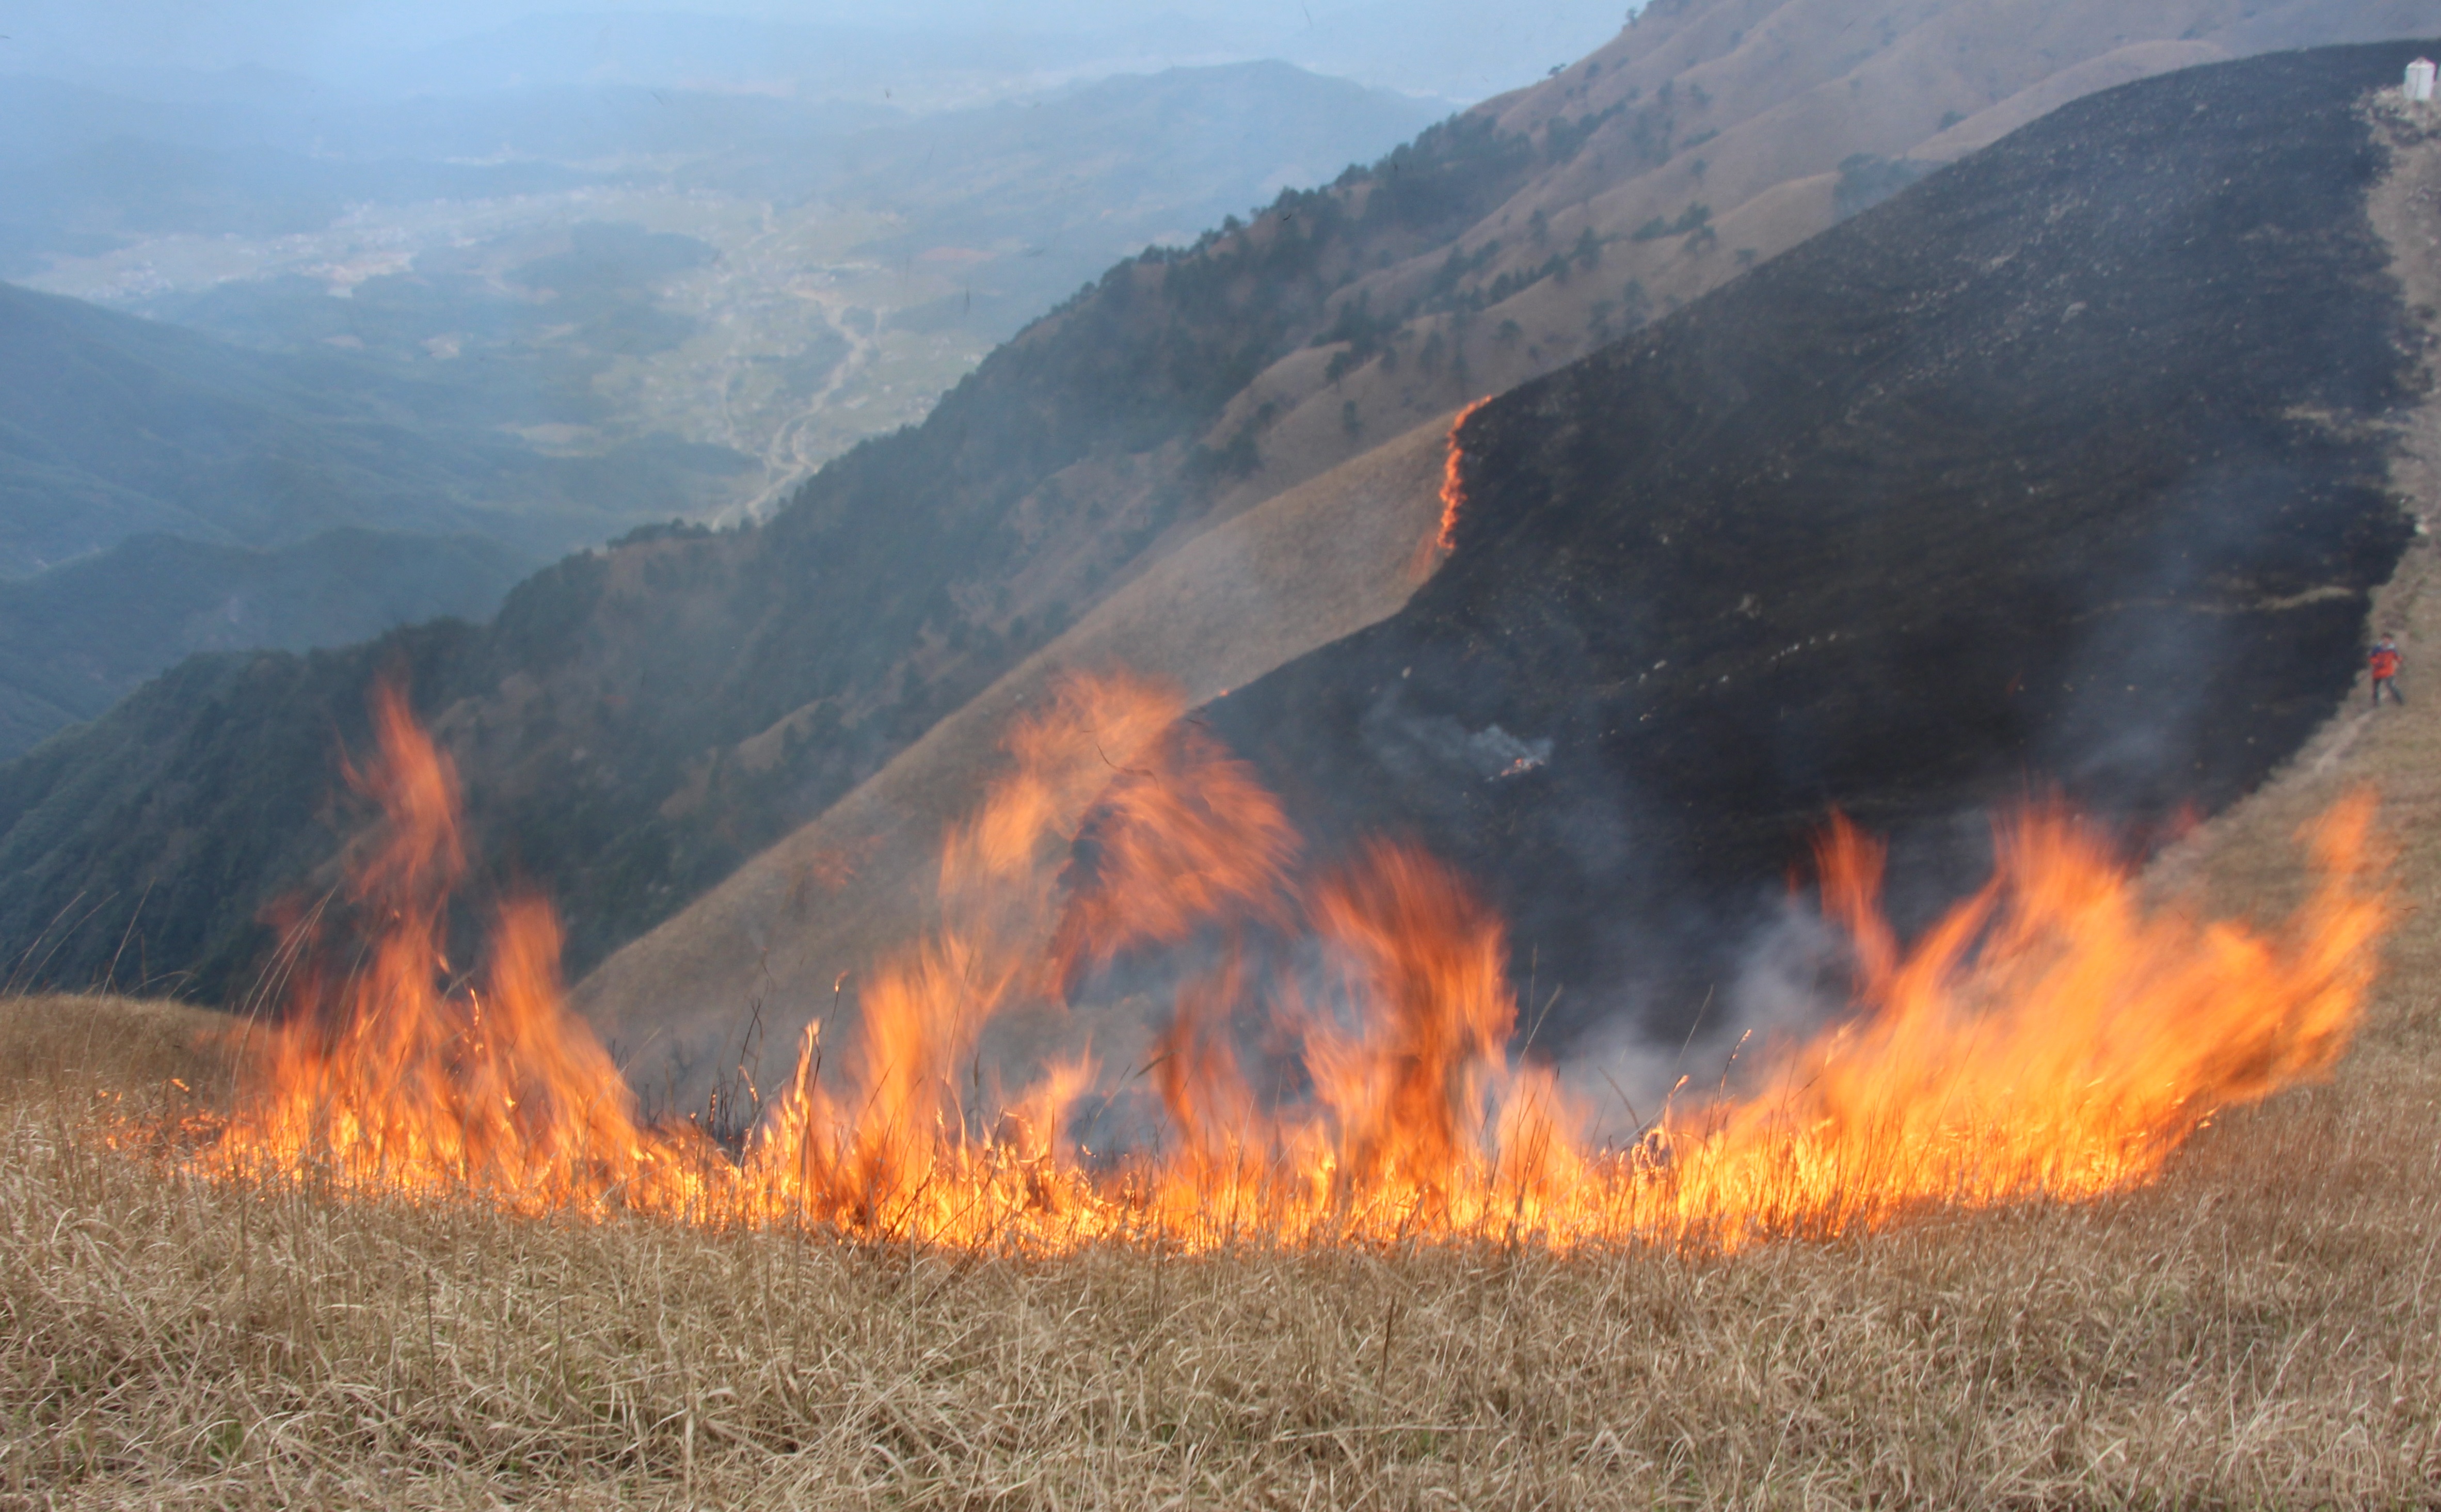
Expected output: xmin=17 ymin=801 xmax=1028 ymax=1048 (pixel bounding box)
xmin=1206 ymin=41 xmax=2434 ymax=1048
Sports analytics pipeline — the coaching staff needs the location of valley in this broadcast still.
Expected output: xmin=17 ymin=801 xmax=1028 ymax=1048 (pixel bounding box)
xmin=33 ymin=188 xmax=997 ymax=524
xmin=0 ymin=56 xmax=1439 ymax=756
xmin=16 ymin=62 xmax=1449 ymax=526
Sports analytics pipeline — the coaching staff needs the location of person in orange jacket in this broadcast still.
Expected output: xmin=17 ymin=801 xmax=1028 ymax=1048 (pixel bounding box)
xmin=2370 ymin=634 xmax=2404 ymax=706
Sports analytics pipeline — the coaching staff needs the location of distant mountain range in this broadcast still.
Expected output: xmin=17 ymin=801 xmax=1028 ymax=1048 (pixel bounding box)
xmin=360 ymin=3 xmax=1634 ymax=104
xmin=0 ymin=278 xmax=750 ymax=756
xmin=5 ymin=3 xmax=1634 ymax=109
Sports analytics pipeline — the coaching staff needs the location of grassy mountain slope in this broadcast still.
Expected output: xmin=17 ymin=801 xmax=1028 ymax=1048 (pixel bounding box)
xmin=0 ymin=0 xmax=2421 ymax=1008
xmin=574 ymin=416 xmax=1453 ymax=1073
xmin=582 ymin=37 xmax=2433 ymax=1099
xmin=1178 ymin=0 xmax=2434 ymax=522
xmin=15 ymin=63 xmax=2441 ymax=1512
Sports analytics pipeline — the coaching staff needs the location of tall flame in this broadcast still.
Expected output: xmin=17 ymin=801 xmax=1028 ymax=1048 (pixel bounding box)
xmin=200 ymin=672 xmax=2388 ymax=1252
xmin=1641 ymin=802 xmax=2384 ymax=1244
xmin=206 ymin=679 xmax=717 ymax=1215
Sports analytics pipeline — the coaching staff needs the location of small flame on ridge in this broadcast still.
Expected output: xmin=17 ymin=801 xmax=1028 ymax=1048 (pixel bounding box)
xmin=1410 ymin=396 xmax=1494 ymax=583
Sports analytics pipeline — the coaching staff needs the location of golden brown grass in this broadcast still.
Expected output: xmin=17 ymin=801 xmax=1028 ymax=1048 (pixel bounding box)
xmin=6 ymin=980 xmax=2441 ymax=1509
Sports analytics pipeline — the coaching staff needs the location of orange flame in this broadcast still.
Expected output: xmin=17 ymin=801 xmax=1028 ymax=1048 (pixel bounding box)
xmin=1044 ymin=719 xmax=1298 ymax=996
xmin=1640 ymin=800 xmax=2385 ymax=1244
xmin=204 ymin=679 xmax=719 ymax=1216
xmin=198 ymin=673 xmax=2390 ymax=1252
xmin=1412 ymin=396 xmax=1493 ymax=582
xmin=1434 ymin=396 xmax=1492 ymax=555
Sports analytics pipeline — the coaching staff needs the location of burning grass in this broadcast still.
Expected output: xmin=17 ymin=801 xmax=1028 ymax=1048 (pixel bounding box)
xmin=1429 ymin=395 xmax=1491 ymax=560
xmin=180 ymin=673 xmax=2388 ymax=1253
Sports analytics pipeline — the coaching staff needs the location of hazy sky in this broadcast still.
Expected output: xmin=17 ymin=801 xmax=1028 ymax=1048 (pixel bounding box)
xmin=3 ymin=2 xmax=1584 ymax=66
xmin=1 ymin=2 xmax=1630 ymax=99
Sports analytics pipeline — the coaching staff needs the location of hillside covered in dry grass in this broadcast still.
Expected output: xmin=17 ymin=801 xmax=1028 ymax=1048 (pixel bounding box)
xmin=12 ymin=82 xmax=2441 ymax=1495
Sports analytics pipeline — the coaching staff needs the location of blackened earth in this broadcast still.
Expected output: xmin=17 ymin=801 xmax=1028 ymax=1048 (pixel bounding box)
xmin=1206 ymin=41 xmax=2432 ymax=1046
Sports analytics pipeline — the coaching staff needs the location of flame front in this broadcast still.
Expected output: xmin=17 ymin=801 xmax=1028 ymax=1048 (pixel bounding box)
xmin=1414 ymin=396 xmax=1493 ymax=580
xmin=201 ymin=673 xmax=2389 ymax=1251
xmin=1436 ymin=396 xmax=1492 ymax=553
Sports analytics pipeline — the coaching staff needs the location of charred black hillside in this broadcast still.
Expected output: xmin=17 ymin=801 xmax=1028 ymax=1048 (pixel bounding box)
xmin=1208 ymin=42 xmax=2427 ymax=1044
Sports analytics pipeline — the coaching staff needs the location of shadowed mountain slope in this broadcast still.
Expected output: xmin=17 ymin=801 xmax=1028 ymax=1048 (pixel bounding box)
xmin=0 ymin=530 xmax=533 ymax=760
xmin=1204 ymin=41 xmax=2426 ymax=1046
xmin=0 ymin=2 xmax=2423 ymax=1008
xmin=0 ymin=279 xmax=760 ymax=756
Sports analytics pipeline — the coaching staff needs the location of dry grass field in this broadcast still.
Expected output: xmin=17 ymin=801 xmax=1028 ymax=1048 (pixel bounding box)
xmin=8 ymin=529 xmax=2441 ymax=1506
xmin=5 ymin=947 xmax=2441 ymax=1508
